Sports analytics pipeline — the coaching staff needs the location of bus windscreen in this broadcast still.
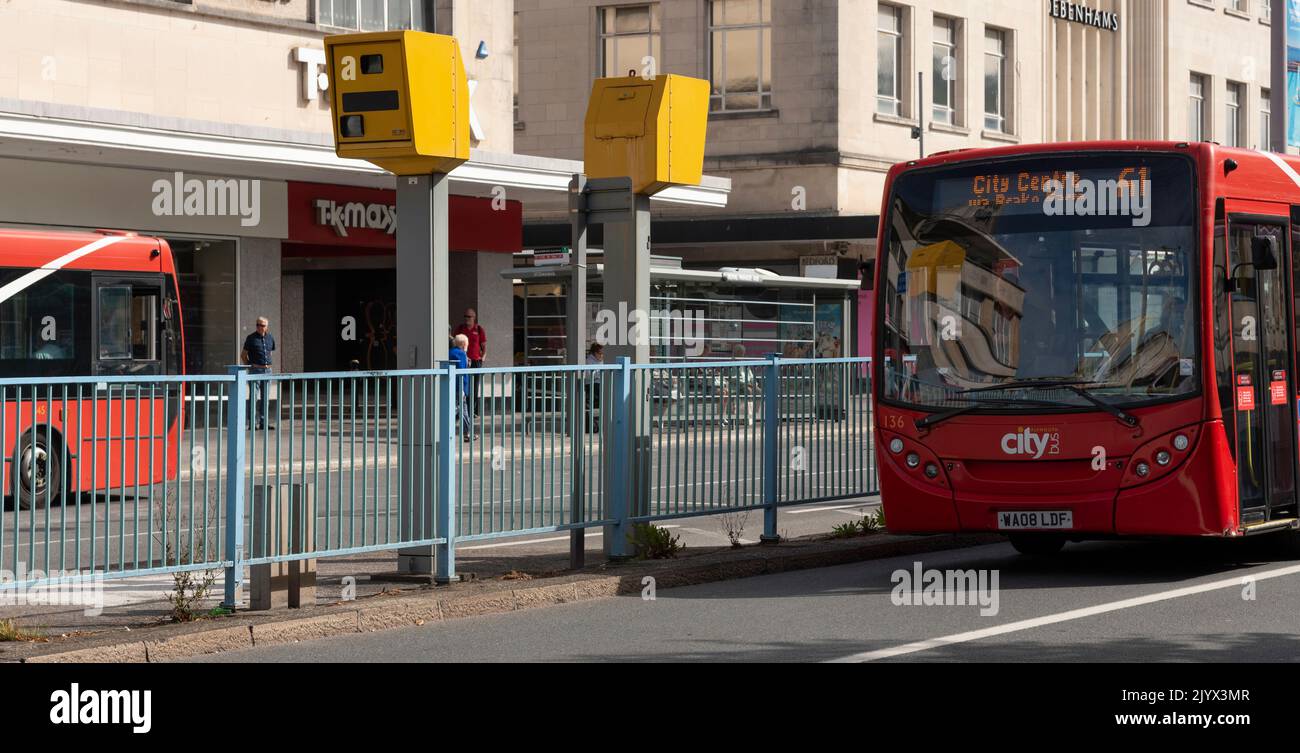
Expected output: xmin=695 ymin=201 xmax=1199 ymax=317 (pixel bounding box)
xmin=879 ymin=153 xmax=1198 ymax=412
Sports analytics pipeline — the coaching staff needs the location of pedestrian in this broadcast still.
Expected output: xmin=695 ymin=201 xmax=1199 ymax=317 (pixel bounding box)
xmin=452 ymin=307 xmax=487 ymax=418
xmin=721 ymin=344 xmax=756 ymax=427
xmin=450 ymin=334 xmax=475 ymax=440
xmin=584 ymin=342 xmax=604 ymax=432
xmin=241 ymin=316 xmax=276 ymax=430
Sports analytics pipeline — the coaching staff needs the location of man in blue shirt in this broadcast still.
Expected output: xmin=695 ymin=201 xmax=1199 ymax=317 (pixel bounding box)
xmin=451 ymin=334 xmax=474 ymax=440
xmin=241 ymin=316 xmax=276 ymax=430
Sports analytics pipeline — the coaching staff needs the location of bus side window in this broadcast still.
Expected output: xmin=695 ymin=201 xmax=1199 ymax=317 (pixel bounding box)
xmin=98 ymin=286 xmax=132 ymax=360
xmin=130 ymin=288 xmax=159 ymax=361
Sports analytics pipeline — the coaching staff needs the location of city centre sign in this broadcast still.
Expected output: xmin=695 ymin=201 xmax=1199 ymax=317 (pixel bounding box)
xmin=1048 ymin=1 xmax=1119 ymax=32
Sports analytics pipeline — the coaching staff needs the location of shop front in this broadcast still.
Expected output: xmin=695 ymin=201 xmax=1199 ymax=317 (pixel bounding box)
xmin=0 ymin=156 xmax=289 ymax=377
xmin=280 ymin=181 xmax=523 ymax=373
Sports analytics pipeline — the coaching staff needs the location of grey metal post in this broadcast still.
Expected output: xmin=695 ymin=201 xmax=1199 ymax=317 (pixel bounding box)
xmin=601 ymin=188 xmax=651 ymax=556
xmin=567 ymin=174 xmax=588 ymax=569
xmin=761 ymin=354 xmax=781 ymax=543
xmin=435 ymin=360 xmax=458 ymax=583
xmin=1272 ymin=0 xmax=1287 ymax=153
xmin=222 ymin=365 xmax=248 ymax=609
xmin=606 ymin=356 xmax=633 ymax=559
xmin=396 ymin=172 xmax=450 ymax=576
xmin=917 ymin=71 xmax=925 ymax=159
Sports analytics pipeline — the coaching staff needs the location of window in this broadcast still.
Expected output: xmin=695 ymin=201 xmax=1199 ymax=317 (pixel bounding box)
xmin=0 ymin=269 xmax=90 ymax=377
xmin=1264 ymin=0 xmax=1272 ymax=21
xmin=1230 ymin=0 xmax=1248 ymax=12
xmin=318 ymin=0 xmax=432 ymax=31
xmin=984 ymin=27 xmax=1009 ymax=132
xmin=1262 ymin=88 xmax=1272 ymax=148
xmin=877 ymin=4 xmax=904 ymax=116
xmin=600 ymin=4 xmax=661 ymax=78
xmin=708 ymin=0 xmax=772 ymax=112
xmin=932 ymin=16 xmax=959 ymax=125
xmin=514 ymin=11 xmax=521 ymax=125
xmin=1226 ymin=81 xmax=1244 ymax=147
xmin=1189 ymin=73 xmax=1207 ymax=141
xmin=97 ymin=286 xmax=158 ymax=363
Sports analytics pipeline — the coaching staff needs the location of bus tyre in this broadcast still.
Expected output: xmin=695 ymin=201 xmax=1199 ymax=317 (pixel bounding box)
xmin=14 ymin=429 xmax=62 ymax=511
xmin=1008 ymin=534 xmax=1066 ymax=556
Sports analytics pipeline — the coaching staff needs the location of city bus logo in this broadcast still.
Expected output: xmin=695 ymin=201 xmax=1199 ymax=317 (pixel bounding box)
xmin=1000 ymin=427 xmax=1060 ymax=459
xmin=1043 ymin=170 xmax=1151 ymax=227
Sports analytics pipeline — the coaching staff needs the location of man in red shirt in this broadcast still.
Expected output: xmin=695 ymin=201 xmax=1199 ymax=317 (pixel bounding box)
xmin=453 ymin=308 xmax=488 ymax=410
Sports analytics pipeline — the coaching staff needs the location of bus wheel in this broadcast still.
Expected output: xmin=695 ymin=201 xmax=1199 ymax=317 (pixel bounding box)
xmin=14 ymin=429 xmax=62 ymax=511
xmin=1008 ymin=534 xmax=1066 ymax=556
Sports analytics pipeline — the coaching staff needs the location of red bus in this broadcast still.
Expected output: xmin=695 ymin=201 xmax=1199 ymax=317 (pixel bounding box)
xmin=873 ymin=141 xmax=1300 ymax=553
xmin=0 ymin=229 xmax=185 ymax=509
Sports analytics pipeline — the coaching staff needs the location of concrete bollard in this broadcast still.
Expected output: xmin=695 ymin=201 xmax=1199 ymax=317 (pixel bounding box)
xmin=250 ymin=483 xmax=315 ymax=610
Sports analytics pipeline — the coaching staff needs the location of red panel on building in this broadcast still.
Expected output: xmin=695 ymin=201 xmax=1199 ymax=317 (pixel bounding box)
xmin=284 ymin=181 xmax=522 ymax=253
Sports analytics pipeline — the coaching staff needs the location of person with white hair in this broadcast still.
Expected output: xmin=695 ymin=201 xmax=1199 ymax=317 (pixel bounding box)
xmin=241 ymin=316 xmax=276 ymax=430
xmin=450 ymin=333 xmax=474 ymax=440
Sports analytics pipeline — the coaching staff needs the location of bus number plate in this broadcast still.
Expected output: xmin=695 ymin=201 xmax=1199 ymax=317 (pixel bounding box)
xmin=997 ymin=511 xmax=1073 ymax=530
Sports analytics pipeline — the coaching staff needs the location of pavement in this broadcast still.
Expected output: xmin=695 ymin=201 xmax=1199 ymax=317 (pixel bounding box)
xmin=0 ymin=495 xmax=884 ymax=645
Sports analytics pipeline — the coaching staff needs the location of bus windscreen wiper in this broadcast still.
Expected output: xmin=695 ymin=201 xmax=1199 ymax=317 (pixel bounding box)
xmin=914 ymin=397 xmax=1076 ymax=431
xmin=958 ymin=378 xmax=1139 ymax=427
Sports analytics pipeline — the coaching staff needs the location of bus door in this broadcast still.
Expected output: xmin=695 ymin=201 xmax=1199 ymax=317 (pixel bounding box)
xmin=89 ymin=276 xmax=167 ymax=492
xmin=1226 ymin=216 xmax=1296 ymax=524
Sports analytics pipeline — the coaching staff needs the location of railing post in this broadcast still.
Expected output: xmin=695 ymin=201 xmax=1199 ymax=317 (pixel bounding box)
xmin=604 ymin=356 xmax=632 ymax=559
xmin=435 ymin=361 xmax=458 ymax=583
xmin=222 ymin=365 xmax=248 ymax=609
xmin=761 ymin=354 xmax=781 ymax=543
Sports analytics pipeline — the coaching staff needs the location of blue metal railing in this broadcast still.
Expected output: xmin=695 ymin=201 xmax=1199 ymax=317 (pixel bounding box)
xmin=0 ymin=357 xmax=877 ymax=598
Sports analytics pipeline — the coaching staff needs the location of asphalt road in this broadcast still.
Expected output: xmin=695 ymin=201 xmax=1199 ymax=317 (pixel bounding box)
xmin=191 ymin=536 xmax=1300 ymax=663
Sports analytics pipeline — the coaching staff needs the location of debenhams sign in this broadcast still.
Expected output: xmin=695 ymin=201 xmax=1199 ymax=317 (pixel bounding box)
xmin=1049 ymin=1 xmax=1119 ymax=32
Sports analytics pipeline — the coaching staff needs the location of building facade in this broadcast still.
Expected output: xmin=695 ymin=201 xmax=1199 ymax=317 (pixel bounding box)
xmin=515 ymin=0 xmax=1278 ymax=274
xmin=0 ymin=0 xmax=701 ymax=375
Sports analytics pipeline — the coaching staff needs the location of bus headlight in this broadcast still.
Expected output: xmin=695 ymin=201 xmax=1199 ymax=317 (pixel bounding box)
xmin=1135 ymin=462 xmax=1150 ymax=478
xmin=924 ymin=463 xmax=939 ymax=479
xmin=889 ymin=438 xmax=904 ymax=454
xmin=1172 ymin=434 xmax=1189 ymax=451
xmin=906 ymin=453 xmax=920 ymax=468
xmin=1155 ymin=450 xmax=1172 ymax=466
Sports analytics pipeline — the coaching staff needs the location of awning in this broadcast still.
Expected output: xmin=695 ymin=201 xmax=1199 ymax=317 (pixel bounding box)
xmin=0 ymin=104 xmax=730 ymax=212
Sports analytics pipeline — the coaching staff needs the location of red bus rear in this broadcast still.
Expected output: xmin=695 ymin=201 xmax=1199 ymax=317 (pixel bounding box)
xmin=873 ymin=141 xmax=1299 ymax=553
xmin=0 ymin=229 xmax=185 ymax=508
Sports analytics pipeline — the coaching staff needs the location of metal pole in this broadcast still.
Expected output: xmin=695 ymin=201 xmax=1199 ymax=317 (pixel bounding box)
xmin=761 ymin=354 xmax=781 ymax=543
xmin=222 ymin=365 xmax=248 ymax=609
xmin=1271 ymin=0 xmax=1287 ymax=153
xmin=567 ymin=174 xmax=588 ymax=569
xmin=396 ymin=171 xmax=450 ymax=576
xmin=917 ymin=70 xmax=926 ymax=159
xmin=435 ymin=360 xmax=457 ymax=583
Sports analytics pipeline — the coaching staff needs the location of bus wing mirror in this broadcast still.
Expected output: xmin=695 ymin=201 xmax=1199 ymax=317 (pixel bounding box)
xmin=1251 ymin=236 xmax=1279 ymax=271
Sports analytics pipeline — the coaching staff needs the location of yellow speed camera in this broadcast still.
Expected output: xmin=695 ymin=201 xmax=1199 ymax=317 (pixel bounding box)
xmin=324 ymin=31 xmax=470 ymax=175
xmin=584 ymin=74 xmax=708 ymax=195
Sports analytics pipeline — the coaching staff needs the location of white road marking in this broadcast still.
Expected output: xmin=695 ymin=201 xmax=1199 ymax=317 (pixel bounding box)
xmin=829 ymin=562 xmax=1300 ymax=663
xmin=787 ymin=500 xmax=880 ymax=515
